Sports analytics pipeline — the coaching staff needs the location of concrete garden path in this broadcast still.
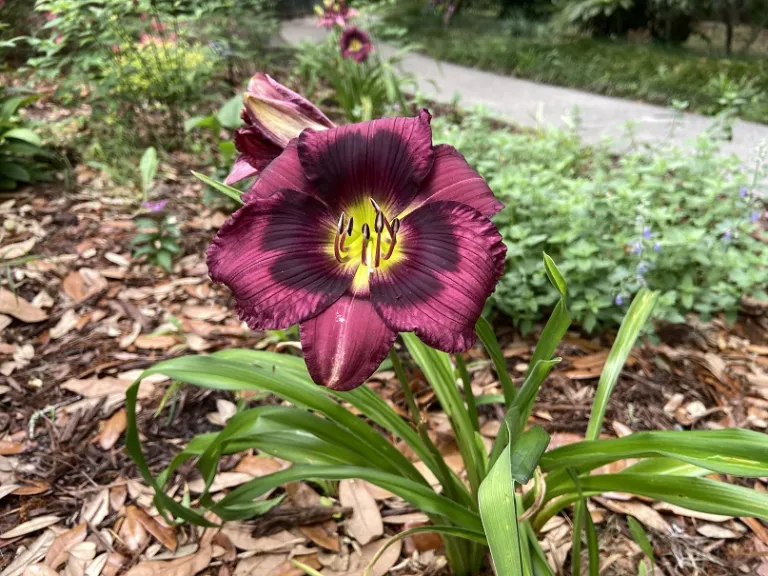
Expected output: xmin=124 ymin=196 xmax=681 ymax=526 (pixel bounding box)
xmin=280 ymin=17 xmax=768 ymax=161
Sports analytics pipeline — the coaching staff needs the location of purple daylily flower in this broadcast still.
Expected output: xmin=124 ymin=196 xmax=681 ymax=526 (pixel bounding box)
xmin=340 ymin=27 xmax=373 ymax=63
xmin=225 ymin=74 xmax=335 ymax=186
xmin=315 ymin=0 xmax=358 ymax=29
xmin=142 ymin=199 xmax=168 ymax=212
xmin=208 ymin=109 xmax=506 ymax=391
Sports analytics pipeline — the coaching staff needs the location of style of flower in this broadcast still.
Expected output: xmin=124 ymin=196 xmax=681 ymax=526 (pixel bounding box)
xmin=339 ymin=27 xmax=373 ymax=63
xmin=226 ymin=74 xmax=335 ymax=185
xmin=315 ymin=0 xmax=358 ymax=29
xmin=142 ymin=199 xmax=168 ymax=212
xmin=208 ymin=109 xmax=506 ymax=391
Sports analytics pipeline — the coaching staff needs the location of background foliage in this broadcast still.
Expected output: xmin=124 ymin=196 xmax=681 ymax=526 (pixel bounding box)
xmin=432 ymin=112 xmax=767 ymax=332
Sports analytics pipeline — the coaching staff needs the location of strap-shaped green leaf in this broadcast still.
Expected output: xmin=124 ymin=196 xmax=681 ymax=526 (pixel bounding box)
xmin=192 ymin=171 xmax=244 ymax=205
xmin=586 ymin=288 xmax=658 ymax=440
xmin=542 ymin=429 xmax=768 ymax=477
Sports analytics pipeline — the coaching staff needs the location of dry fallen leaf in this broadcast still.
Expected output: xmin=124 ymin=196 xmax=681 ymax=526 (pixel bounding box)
xmin=234 ymin=455 xmax=284 ymax=477
xmin=697 ymin=523 xmax=742 ymax=539
xmin=128 ymin=506 xmax=177 ymax=551
xmin=134 ymin=334 xmax=179 ymax=350
xmin=62 ymin=377 xmax=155 ymax=400
xmin=325 ymin=538 xmax=402 ymax=576
xmin=220 ymin=526 xmax=303 ymax=553
xmin=61 ymin=269 xmax=107 ymax=304
xmin=44 ymin=523 xmax=87 ymax=569
xmin=339 ymin=479 xmax=383 ymax=545
xmin=124 ymin=544 xmax=211 ymax=576
xmin=0 ymin=531 xmax=55 ymax=576
xmin=120 ymin=507 xmax=149 ymax=552
xmin=50 ymin=310 xmax=81 ymax=340
xmin=652 ymin=502 xmax=732 ymax=522
xmin=98 ymin=409 xmax=127 ymax=450
xmin=232 ymin=555 xmax=287 ymax=576
xmin=100 ymin=553 xmax=126 ymax=576
xmin=85 ymin=553 xmax=109 ymax=576
xmin=81 ymin=489 xmax=110 ymax=527
xmin=301 ymin=523 xmax=340 ymax=553
xmin=187 ymin=472 xmax=255 ymax=494
xmin=110 ymin=485 xmax=128 ymax=511
xmin=0 ymin=516 xmax=61 ymax=539
xmin=0 ymin=289 xmax=48 ymax=323
xmin=65 ymin=542 xmax=96 ymax=576
xmin=22 ymin=565 xmax=58 ymax=576
xmin=1 ymin=238 xmax=36 ymax=260
xmin=596 ymin=498 xmax=671 ymax=533
xmin=0 ymin=441 xmax=24 ymax=455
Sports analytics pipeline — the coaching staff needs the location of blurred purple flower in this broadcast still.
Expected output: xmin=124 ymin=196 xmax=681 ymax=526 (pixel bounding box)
xmin=632 ymin=242 xmax=642 ymax=255
xmin=739 ymin=187 xmax=749 ymax=198
xmin=642 ymin=226 xmax=652 ymax=239
xmin=340 ymin=26 xmax=373 ymax=63
xmin=752 ymin=211 xmax=761 ymax=223
xmin=723 ymin=230 xmax=733 ymax=241
xmin=615 ymin=295 xmax=624 ymax=306
xmin=142 ymin=199 xmax=168 ymax=212
xmin=637 ymin=262 xmax=648 ymax=274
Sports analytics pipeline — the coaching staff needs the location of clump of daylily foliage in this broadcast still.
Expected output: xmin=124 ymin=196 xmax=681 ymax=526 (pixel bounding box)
xmin=126 ymin=76 xmax=768 ymax=576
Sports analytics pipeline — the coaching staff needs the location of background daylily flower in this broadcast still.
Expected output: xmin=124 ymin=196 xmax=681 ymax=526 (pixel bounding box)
xmin=226 ymin=74 xmax=335 ymax=185
xmin=339 ymin=27 xmax=373 ymax=63
xmin=314 ymin=0 xmax=358 ymax=29
xmin=208 ymin=109 xmax=506 ymax=391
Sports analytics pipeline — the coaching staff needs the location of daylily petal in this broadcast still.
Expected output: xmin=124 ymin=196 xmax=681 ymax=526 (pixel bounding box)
xmin=410 ymin=144 xmax=503 ymax=217
xmin=242 ymin=140 xmax=319 ymax=204
xmin=300 ymin=291 xmax=396 ymax=391
xmin=297 ymin=110 xmax=434 ymax=215
xmin=225 ymin=126 xmax=282 ymax=185
xmin=370 ymin=200 xmax=506 ymax=352
xmin=207 ymin=190 xmax=353 ymax=330
xmin=244 ymin=73 xmax=334 ymax=148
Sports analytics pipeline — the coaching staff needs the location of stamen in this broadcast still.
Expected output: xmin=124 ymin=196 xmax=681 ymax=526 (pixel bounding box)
xmin=374 ymin=225 xmax=382 ymax=269
xmin=374 ymin=211 xmax=384 ymax=234
xmin=370 ymin=197 xmax=396 ymax=238
xmin=361 ymin=223 xmax=370 ymax=265
xmin=334 ymin=213 xmax=350 ymax=263
xmin=346 ymin=216 xmax=354 ymax=236
xmin=382 ymin=217 xmax=399 ymax=261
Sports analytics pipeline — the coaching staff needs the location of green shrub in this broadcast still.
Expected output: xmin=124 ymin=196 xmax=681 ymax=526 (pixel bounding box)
xmin=432 ymin=112 xmax=767 ymax=332
xmin=0 ymin=89 xmax=54 ymax=190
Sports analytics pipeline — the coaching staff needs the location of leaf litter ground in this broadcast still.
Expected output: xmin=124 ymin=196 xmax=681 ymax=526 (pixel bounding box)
xmin=2 ymin=167 xmax=768 ymax=576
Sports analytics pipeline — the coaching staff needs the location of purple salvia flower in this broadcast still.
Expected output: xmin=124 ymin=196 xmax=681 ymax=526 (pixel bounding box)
xmin=739 ymin=187 xmax=748 ymax=198
xmin=752 ymin=211 xmax=761 ymax=223
xmin=632 ymin=242 xmax=643 ymax=255
xmin=642 ymin=227 xmax=652 ymax=239
xmin=637 ymin=262 xmax=648 ymax=274
xmin=142 ymin=199 xmax=168 ymax=212
xmin=653 ymin=241 xmax=661 ymax=252
xmin=615 ymin=295 xmax=624 ymax=306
